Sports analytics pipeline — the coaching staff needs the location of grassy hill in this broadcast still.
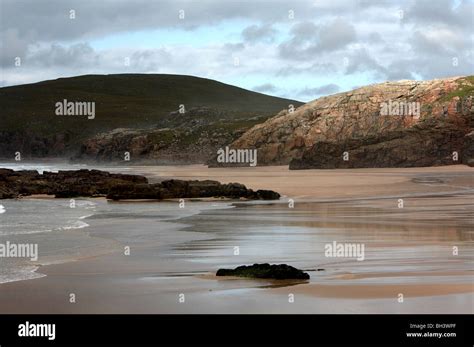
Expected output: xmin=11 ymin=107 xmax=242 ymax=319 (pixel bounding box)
xmin=0 ymin=74 xmax=302 ymax=157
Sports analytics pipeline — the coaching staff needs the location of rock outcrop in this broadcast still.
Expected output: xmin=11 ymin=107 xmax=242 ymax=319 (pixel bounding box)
xmin=216 ymin=263 xmax=310 ymax=280
xmin=290 ymin=118 xmax=468 ymax=169
xmin=106 ymin=179 xmax=280 ymax=201
xmin=74 ymin=107 xmax=271 ymax=164
xmin=231 ymin=76 xmax=474 ymax=168
xmin=0 ymin=131 xmax=72 ymax=158
xmin=0 ymin=169 xmax=147 ymax=199
xmin=462 ymin=131 xmax=474 ymax=167
xmin=0 ymin=169 xmax=280 ymax=200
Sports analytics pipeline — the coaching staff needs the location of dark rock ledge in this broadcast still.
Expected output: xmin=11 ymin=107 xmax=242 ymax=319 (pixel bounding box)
xmin=0 ymin=168 xmax=280 ymax=201
xmin=216 ymin=263 xmax=310 ymax=280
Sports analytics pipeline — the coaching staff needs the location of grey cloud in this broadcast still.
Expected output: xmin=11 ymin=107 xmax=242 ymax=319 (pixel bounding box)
xmin=1 ymin=0 xmax=473 ymax=90
xmin=367 ymin=32 xmax=384 ymax=44
xmin=289 ymin=22 xmax=318 ymax=41
xmin=298 ymin=83 xmax=340 ymax=97
xmin=404 ymin=53 xmax=473 ymax=81
xmin=0 ymin=29 xmax=33 ymax=66
xmin=0 ymin=0 xmax=323 ymax=67
xmin=0 ymin=0 xmax=322 ymax=43
xmin=279 ymin=19 xmax=356 ymax=60
xmin=15 ymin=43 xmax=173 ymax=75
xmin=26 ymin=43 xmax=99 ymax=68
xmin=410 ymin=29 xmax=469 ymax=56
xmin=276 ymin=62 xmax=336 ymax=76
xmin=223 ymin=43 xmax=245 ymax=51
xmin=345 ymin=31 xmax=473 ymax=82
xmin=317 ymin=18 xmax=357 ymax=52
xmin=405 ymin=27 xmax=474 ymax=80
xmin=129 ymin=49 xmax=173 ymax=71
xmin=384 ymin=59 xmax=418 ymax=80
xmin=404 ymin=0 xmax=474 ymax=30
xmin=242 ymin=24 xmax=277 ymax=43
xmin=344 ymin=48 xmax=388 ymax=77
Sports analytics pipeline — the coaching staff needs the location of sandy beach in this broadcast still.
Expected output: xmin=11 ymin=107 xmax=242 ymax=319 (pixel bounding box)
xmin=111 ymin=164 xmax=474 ymax=199
xmin=0 ymin=164 xmax=472 ymax=313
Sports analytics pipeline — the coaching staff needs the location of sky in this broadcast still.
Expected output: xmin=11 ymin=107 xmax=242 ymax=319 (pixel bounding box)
xmin=0 ymin=0 xmax=473 ymax=101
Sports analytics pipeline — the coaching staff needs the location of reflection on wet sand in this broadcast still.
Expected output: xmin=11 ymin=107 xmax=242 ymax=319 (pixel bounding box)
xmin=0 ymin=165 xmax=472 ymax=313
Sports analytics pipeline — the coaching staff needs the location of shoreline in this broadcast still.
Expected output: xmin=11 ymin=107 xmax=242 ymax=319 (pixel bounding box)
xmin=0 ymin=164 xmax=472 ymax=313
xmin=0 ymin=197 xmax=235 ymax=286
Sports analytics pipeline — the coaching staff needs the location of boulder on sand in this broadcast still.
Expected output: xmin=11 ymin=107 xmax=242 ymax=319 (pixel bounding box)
xmin=216 ymin=263 xmax=310 ymax=280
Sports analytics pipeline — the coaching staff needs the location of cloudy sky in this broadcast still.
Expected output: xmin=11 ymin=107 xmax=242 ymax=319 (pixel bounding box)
xmin=1 ymin=0 xmax=473 ymax=101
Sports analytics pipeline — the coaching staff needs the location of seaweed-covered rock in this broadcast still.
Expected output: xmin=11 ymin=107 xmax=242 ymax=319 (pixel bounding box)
xmin=104 ymin=183 xmax=163 ymax=200
xmin=254 ymin=189 xmax=281 ymax=200
xmin=0 ymin=168 xmax=281 ymax=201
xmin=216 ymin=263 xmax=310 ymax=280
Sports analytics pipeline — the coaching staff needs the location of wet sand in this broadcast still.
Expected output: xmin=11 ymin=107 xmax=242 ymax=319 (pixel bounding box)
xmin=0 ymin=165 xmax=472 ymax=313
xmin=117 ymin=164 xmax=474 ymax=199
xmin=269 ymin=283 xmax=474 ymax=299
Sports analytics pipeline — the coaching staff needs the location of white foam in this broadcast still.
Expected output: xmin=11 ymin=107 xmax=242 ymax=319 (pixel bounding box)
xmin=59 ymin=220 xmax=89 ymax=230
xmin=0 ymin=265 xmax=46 ymax=284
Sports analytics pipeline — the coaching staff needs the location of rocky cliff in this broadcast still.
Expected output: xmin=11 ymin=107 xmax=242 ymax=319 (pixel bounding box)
xmin=74 ymin=107 xmax=263 ymax=163
xmin=230 ymin=76 xmax=474 ymax=168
